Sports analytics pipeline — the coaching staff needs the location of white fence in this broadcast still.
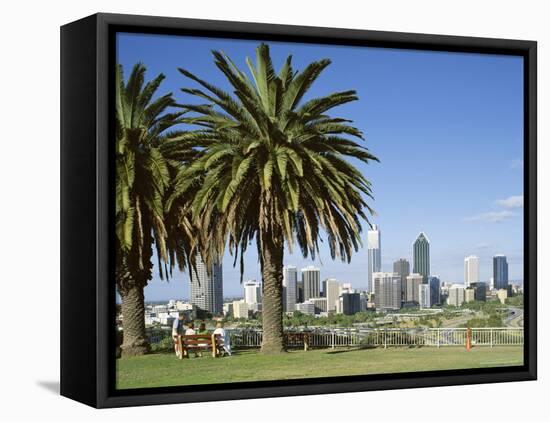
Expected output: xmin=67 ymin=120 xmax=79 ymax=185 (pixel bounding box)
xmin=147 ymin=327 xmax=523 ymax=348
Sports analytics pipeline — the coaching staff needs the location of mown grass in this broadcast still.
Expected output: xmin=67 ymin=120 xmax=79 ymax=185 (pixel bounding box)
xmin=116 ymin=346 xmax=523 ymax=390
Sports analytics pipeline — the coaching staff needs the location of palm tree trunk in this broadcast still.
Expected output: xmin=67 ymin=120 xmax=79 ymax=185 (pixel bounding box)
xmin=117 ymin=267 xmax=150 ymax=357
xmin=259 ymin=229 xmax=286 ymax=354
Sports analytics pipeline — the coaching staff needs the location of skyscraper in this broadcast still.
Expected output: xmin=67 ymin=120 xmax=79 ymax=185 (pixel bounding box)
xmin=244 ymin=280 xmax=262 ymax=310
xmin=373 ymin=272 xmax=402 ymax=311
xmin=302 ymin=266 xmax=321 ymax=301
xmin=393 ymin=258 xmax=410 ymax=301
xmin=282 ymin=265 xmax=297 ymax=312
xmin=367 ymin=224 xmax=381 ymax=292
xmin=325 ymin=278 xmax=341 ymax=312
xmin=341 ymin=292 xmax=361 ymax=315
xmin=189 ymin=255 xmax=223 ymax=315
xmin=413 ymin=232 xmax=430 ymax=282
xmin=405 ymin=273 xmax=423 ymax=304
xmin=448 ymin=285 xmax=465 ymax=307
xmin=428 ymin=275 xmax=441 ymax=306
xmin=419 ymin=284 xmax=431 ymax=309
xmin=493 ymin=255 xmax=509 ymax=290
xmin=464 ymin=255 xmax=480 ymax=286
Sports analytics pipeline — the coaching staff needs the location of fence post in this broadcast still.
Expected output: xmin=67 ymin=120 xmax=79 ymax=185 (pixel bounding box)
xmin=490 ymin=329 xmax=493 ymax=348
xmin=437 ymin=328 xmax=440 ymax=348
xmin=332 ymin=331 xmax=335 ymax=349
xmin=384 ymin=329 xmax=387 ymax=349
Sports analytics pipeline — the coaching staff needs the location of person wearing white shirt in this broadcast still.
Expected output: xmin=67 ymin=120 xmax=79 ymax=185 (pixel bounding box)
xmin=213 ymin=321 xmax=232 ymax=356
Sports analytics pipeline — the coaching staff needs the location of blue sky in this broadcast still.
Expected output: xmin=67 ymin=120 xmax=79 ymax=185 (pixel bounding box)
xmin=117 ymin=33 xmax=524 ymax=301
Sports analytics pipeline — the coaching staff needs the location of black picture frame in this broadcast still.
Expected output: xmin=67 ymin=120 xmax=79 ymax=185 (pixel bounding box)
xmin=60 ymin=12 xmax=537 ymax=408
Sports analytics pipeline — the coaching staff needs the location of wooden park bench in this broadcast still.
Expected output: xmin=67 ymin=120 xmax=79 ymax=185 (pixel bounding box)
xmin=284 ymin=331 xmax=312 ymax=351
xmin=176 ymin=334 xmax=224 ymax=359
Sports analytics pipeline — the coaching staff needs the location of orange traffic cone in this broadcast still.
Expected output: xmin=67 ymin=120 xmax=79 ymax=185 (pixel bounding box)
xmin=466 ymin=328 xmax=472 ymax=351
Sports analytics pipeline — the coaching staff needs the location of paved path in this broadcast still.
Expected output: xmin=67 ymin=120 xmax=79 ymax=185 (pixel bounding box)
xmin=505 ymin=307 xmax=524 ymax=327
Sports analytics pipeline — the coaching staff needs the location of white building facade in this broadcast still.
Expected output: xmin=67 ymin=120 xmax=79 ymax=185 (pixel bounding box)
xmin=367 ymin=224 xmax=381 ymax=293
xmin=464 ymin=255 xmax=480 ymax=287
xmin=373 ymin=272 xmax=401 ymax=311
xmin=244 ymin=279 xmax=262 ymax=310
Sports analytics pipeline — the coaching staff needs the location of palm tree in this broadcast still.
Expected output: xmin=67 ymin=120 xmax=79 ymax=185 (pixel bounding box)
xmin=116 ymin=63 xmax=201 ymax=356
xmin=174 ymin=44 xmax=378 ymax=354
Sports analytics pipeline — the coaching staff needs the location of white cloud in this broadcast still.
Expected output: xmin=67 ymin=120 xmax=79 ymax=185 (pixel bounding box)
xmin=511 ymin=159 xmax=524 ymax=169
xmin=496 ymin=195 xmax=524 ymax=209
xmin=464 ymin=210 xmax=517 ymax=223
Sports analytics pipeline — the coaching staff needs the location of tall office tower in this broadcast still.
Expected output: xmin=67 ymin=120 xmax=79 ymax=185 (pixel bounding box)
xmin=282 ymin=265 xmax=297 ymax=312
xmin=297 ymin=281 xmax=304 ymax=303
xmin=373 ymin=272 xmax=402 ymax=311
xmin=341 ymin=292 xmax=361 ymax=315
xmin=302 ymin=266 xmax=321 ymax=301
xmin=469 ymin=282 xmax=487 ymax=302
xmin=405 ymin=273 xmax=423 ymax=304
xmin=419 ymin=284 xmax=431 ymax=309
xmin=428 ymin=276 xmax=441 ymax=306
xmin=367 ymin=224 xmax=382 ymax=292
xmin=189 ymin=255 xmax=223 ymax=315
xmin=493 ymin=255 xmax=509 ymax=290
xmin=413 ymin=232 xmax=430 ymax=282
xmin=325 ymin=278 xmax=341 ymax=312
xmin=393 ymin=258 xmax=410 ymax=301
xmin=464 ymin=255 xmax=480 ymax=286
xmin=244 ymin=279 xmax=262 ymax=310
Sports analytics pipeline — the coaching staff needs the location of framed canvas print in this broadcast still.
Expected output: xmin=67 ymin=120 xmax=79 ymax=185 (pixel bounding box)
xmin=60 ymin=13 xmax=537 ymax=408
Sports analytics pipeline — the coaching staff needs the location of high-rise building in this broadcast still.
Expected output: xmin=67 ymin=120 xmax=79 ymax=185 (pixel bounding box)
xmin=232 ymin=300 xmax=249 ymax=319
xmin=367 ymin=224 xmax=381 ymax=292
xmin=302 ymin=266 xmax=321 ymax=301
xmin=413 ymin=232 xmax=430 ymax=282
xmin=493 ymin=255 xmax=509 ymax=290
xmin=296 ymin=280 xmax=304 ymax=303
xmin=428 ymin=276 xmax=441 ymax=306
xmin=464 ymin=255 xmax=480 ymax=286
xmin=448 ymin=285 xmax=465 ymax=307
xmin=393 ymin=258 xmax=410 ymax=301
xmin=470 ymin=282 xmax=487 ymax=302
xmin=341 ymin=292 xmax=361 ymax=315
xmin=282 ymin=265 xmax=297 ymax=312
xmin=419 ymin=284 xmax=431 ymax=309
xmin=244 ymin=280 xmax=262 ymax=310
xmin=189 ymin=255 xmax=223 ymax=315
xmin=373 ymin=272 xmax=401 ymax=311
xmin=325 ymin=278 xmax=341 ymax=312
xmin=405 ymin=273 xmax=423 ymax=304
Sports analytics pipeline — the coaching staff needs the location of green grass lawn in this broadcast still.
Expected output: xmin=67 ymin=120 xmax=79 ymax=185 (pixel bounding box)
xmin=116 ymin=346 xmax=523 ymax=390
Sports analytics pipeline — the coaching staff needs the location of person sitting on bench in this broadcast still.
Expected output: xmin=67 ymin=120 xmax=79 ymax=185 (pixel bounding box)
xmin=185 ymin=322 xmax=202 ymax=357
xmin=172 ymin=312 xmax=186 ymax=358
xmin=213 ymin=321 xmax=232 ymax=356
xmin=197 ymin=322 xmax=210 ymax=351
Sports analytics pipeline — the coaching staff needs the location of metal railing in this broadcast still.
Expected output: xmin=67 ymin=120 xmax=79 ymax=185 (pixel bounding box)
xmin=146 ymin=327 xmax=523 ymax=348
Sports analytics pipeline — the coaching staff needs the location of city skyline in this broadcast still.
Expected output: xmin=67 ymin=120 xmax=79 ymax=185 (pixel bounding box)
xmin=116 ymin=33 xmax=524 ymax=301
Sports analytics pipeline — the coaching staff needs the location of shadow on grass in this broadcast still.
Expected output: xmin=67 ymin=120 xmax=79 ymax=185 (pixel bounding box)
xmin=323 ymin=348 xmax=359 ymax=355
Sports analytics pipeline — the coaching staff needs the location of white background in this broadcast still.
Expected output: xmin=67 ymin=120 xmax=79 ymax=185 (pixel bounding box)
xmin=1 ymin=0 xmax=547 ymax=419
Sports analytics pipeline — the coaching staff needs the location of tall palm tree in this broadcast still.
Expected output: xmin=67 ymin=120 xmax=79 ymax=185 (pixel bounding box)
xmin=116 ymin=63 xmax=201 ymax=356
xmin=174 ymin=44 xmax=378 ymax=354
